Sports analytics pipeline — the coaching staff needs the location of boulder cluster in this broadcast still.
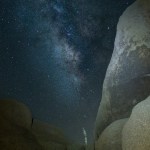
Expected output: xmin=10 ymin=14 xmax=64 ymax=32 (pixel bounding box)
xmin=95 ymin=0 xmax=150 ymax=149
xmin=1 ymin=0 xmax=150 ymax=149
xmin=0 ymin=99 xmax=90 ymax=150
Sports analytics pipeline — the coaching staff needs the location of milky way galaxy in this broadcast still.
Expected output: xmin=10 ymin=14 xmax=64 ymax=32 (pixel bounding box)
xmin=0 ymin=0 xmax=135 ymax=143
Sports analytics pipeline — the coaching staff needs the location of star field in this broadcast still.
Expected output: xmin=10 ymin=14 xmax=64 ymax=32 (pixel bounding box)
xmin=0 ymin=0 xmax=135 ymax=144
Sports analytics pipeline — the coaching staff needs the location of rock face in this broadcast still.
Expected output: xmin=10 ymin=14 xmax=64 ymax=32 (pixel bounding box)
xmin=0 ymin=99 xmax=43 ymax=150
xmin=0 ymin=128 xmax=43 ymax=150
xmin=67 ymin=144 xmax=85 ymax=150
xmin=122 ymin=96 xmax=150 ymax=150
xmin=0 ymin=99 xmax=32 ymax=129
xmin=32 ymin=119 xmax=68 ymax=150
xmin=95 ymin=0 xmax=150 ymax=139
xmin=0 ymin=99 xmax=70 ymax=150
xmin=95 ymin=118 xmax=128 ymax=150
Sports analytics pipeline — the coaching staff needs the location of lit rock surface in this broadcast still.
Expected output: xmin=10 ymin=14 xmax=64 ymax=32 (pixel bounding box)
xmin=95 ymin=0 xmax=150 ymax=139
xmin=95 ymin=118 xmax=127 ymax=150
xmin=122 ymin=96 xmax=150 ymax=150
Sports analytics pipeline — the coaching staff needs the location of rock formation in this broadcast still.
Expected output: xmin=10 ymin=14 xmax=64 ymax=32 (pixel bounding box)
xmin=95 ymin=0 xmax=150 ymax=140
xmin=32 ymin=119 xmax=68 ymax=150
xmin=0 ymin=99 xmax=32 ymax=129
xmin=1 ymin=0 xmax=150 ymax=149
xmin=0 ymin=99 xmax=43 ymax=150
xmin=0 ymin=99 xmax=88 ymax=150
xmin=122 ymin=96 xmax=150 ymax=150
xmin=95 ymin=118 xmax=128 ymax=150
xmin=0 ymin=99 xmax=70 ymax=150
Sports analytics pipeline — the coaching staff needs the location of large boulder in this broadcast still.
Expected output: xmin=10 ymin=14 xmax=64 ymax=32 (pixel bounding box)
xmin=0 ymin=99 xmax=43 ymax=150
xmin=32 ymin=119 xmax=68 ymax=150
xmin=95 ymin=0 xmax=150 ymax=139
xmin=0 ymin=127 xmax=43 ymax=150
xmin=122 ymin=96 xmax=150 ymax=150
xmin=0 ymin=99 xmax=71 ymax=150
xmin=95 ymin=118 xmax=127 ymax=150
xmin=0 ymin=99 xmax=32 ymax=129
xmin=0 ymin=99 xmax=89 ymax=150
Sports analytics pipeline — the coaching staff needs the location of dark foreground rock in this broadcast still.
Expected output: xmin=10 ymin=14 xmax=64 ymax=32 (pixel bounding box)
xmin=0 ymin=99 xmax=87 ymax=150
xmin=0 ymin=99 xmax=43 ymax=150
xmin=32 ymin=119 xmax=68 ymax=150
xmin=95 ymin=0 xmax=150 ymax=140
xmin=0 ymin=99 xmax=32 ymax=129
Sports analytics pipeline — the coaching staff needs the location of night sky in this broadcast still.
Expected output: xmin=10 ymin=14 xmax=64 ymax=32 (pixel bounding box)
xmin=0 ymin=0 xmax=135 ymax=144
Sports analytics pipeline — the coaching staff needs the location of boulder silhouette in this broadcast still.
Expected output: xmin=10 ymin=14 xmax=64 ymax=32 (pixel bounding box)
xmin=0 ymin=99 xmax=71 ymax=150
xmin=32 ymin=119 xmax=68 ymax=150
xmin=0 ymin=99 xmax=42 ymax=150
xmin=0 ymin=99 xmax=32 ymax=129
xmin=95 ymin=0 xmax=150 ymax=140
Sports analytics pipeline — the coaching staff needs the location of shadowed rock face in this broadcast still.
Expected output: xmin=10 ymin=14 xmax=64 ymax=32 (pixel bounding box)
xmin=32 ymin=119 xmax=68 ymax=150
xmin=122 ymin=96 xmax=150 ymax=150
xmin=95 ymin=118 xmax=128 ymax=150
xmin=0 ymin=129 xmax=43 ymax=150
xmin=95 ymin=0 xmax=150 ymax=139
xmin=0 ymin=99 xmax=87 ymax=150
xmin=0 ymin=100 xmax=69 ymax=150
xmin=0 ymin=99 xmax=32 ymax=129
xmin=0 ymin=99 xmax=43 ymax=150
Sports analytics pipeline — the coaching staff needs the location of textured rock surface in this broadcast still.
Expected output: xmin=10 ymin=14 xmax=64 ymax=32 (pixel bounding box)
xmin=95 ymin=118 xmax=127 ymax=150
xmin=95 ymin=0 xmax=150 ymax=139
xmin=122 ymin=96 xmax=150 ymax=150
xmin=32 ymin=119 xmax=68 ymax=150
